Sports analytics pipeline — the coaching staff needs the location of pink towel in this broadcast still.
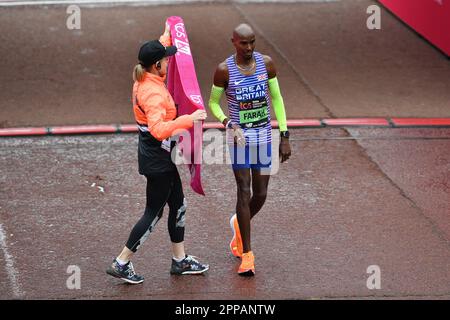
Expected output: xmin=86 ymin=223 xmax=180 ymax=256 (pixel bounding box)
xmin=166 ymin=16 xmax=205 ymax=195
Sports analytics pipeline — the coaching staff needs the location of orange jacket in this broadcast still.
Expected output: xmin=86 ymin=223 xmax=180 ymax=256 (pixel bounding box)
xmin=132 ymin=35 xmax=193 ymax=141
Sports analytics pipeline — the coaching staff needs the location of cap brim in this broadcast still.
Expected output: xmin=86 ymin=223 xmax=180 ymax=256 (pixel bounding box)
xmin=164 ymin=45 xmax=177 ymax=57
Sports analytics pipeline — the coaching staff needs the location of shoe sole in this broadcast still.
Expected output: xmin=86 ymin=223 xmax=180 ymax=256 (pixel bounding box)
xmin=170 ymin=265 xmax=209 ymax=275
xmin=229 ymin=215 xmax=241 ymax=258
xmin=238 ymin=269 xmax=255 ymax=277
xmin=106 ymin=268 xmax=144 ymax=284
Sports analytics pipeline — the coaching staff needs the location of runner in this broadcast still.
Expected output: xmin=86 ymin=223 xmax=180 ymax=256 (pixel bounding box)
xmin=106 ymin=22 xmax=209 ymax=284
xmin=208 ymin=23 xmax=291 ymax=276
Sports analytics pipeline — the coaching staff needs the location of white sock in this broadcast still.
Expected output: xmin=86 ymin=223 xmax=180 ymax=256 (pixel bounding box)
xmin=116 ymin=257 xmax=129 ymax=266
xmin=173 ymin=256 xmax=185 ymax=262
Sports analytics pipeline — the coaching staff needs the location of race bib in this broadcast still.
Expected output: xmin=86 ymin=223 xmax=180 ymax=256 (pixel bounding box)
xmin=239 ymin=99 xmax=269 ymax=128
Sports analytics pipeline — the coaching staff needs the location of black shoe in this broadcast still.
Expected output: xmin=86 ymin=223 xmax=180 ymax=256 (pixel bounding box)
xmin=170 ymin=255 xmax=209 ymax=275
xmin=106 ymin=259 xmax=144 ymax=284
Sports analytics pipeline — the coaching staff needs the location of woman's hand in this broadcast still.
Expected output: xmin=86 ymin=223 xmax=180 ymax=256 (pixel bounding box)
xmin=164 ymin=21 xmax=171 ymax=37
xmin=190 ymin=110 xmax=207 ymax=122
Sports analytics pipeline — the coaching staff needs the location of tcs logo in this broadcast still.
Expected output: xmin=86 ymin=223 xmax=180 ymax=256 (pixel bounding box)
xmin=239 ymin=102 xmax=253 ymax=110
xmin=174 ymin=23 xmax=191 ymax=56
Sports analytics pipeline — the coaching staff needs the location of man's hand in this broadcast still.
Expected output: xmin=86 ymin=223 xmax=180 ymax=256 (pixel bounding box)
xmin=222 ymin=118 xmax=246 ymax=147
xmin=232 ymin=124 xmax=246 ymax=147
xmin=279 ymin=137 xmax=291 ymax=163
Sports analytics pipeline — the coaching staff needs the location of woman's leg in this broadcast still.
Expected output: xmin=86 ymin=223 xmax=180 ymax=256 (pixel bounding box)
xmin=106 ymin=174 xmax=172 ymax=283
xmin=167 ymin=169 xmax=209 ymax=275
xmin=124 ymin=174 xmax=172 ymax=254
xmin=167 ymin=169 xmax=186 ymax=259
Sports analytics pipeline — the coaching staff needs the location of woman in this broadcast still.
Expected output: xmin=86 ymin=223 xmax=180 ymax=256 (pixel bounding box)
xmin=106 ymin=23 xmax=208 ymax=284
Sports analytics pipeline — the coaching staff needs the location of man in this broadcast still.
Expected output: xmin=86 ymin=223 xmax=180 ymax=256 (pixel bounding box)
xmin=208 ymin=23 xmax=291 ymax=276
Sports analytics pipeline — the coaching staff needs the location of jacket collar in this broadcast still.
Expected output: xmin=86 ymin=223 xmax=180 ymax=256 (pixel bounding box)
xmin=144 ymin=72 xmax=166 ymax=83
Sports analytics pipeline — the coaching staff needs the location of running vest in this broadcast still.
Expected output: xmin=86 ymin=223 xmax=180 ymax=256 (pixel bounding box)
xmin=225 ymin=52 xmax=272 ymax=146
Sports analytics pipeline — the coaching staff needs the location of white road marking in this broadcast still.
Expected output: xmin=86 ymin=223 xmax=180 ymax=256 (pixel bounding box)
xmin=0 ymin=223 xmax=24 ymax=298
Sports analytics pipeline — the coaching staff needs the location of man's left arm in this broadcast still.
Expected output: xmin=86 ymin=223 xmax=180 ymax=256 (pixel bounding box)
xmin=264 ymin=55 xmax=291 ymax=163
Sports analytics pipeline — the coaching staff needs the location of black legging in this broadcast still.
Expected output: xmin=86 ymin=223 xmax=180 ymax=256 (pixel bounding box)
xmin=125 ymin=169 xmax=186 ymax=252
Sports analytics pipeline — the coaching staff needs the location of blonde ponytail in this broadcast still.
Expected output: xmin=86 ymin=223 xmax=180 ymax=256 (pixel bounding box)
xmin=133 ymin=64 xmax=146 ymax=82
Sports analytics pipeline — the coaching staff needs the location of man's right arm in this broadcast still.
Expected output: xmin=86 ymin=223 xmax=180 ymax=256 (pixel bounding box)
xmin=209 ymin=62 xmax=229 ymax=127
xmin=210 ymin=61 xmax=246 ymax=146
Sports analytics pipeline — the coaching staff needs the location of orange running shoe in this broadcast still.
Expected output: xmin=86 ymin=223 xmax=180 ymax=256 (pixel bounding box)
xmin=238 ymin=251 xmax=255 ymax=276
xmin=229 ymin=214 xmax=243 ymax=258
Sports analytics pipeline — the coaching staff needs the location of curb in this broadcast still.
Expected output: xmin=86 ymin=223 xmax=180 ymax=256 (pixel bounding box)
xmin=1 ymin=118 xmax=450 ymax=137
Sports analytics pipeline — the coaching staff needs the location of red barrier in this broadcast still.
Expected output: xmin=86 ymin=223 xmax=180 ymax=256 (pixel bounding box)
xmin=323 ymin=118 xmax=390 ymax=126
xmin=1 ymin=119 xmax=450 ymax=137
xmin=283 ymin=119 xmax=323 ymax=127
xmin=391 ymin=118 xmax=450 ymax=126
xmin=50 ymin=125 xmax=118 ymax=135
xmin=119 ymin=124 xmax=138 ymax=133
xmin=0 ymin=127 xmax=48 ymax=137
xmin=202 ymin=119 xmax=323 ymax=129
xmin=379 ymin=0 xmax=450 ymax=56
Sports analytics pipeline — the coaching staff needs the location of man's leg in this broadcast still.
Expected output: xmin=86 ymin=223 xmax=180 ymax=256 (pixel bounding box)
xmin=249 ymin=169 xmax=270 ymax=219
xmin=233 ymin=168 xmax=252 ymax=253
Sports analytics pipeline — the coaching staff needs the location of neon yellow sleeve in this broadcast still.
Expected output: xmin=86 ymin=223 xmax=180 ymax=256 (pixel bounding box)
xmin=208 ymin=85 xmax=227 ymax=123
xmin=268 ymin=77 xmax=288 ymax=132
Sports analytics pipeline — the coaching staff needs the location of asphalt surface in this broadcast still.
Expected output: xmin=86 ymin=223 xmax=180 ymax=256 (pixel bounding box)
xmin=0 ymin=0 xmax=449 ymax=128
xmin=0 ymin=0 xmax=449 ymax=300
xmin=0 ymin=128 xmax=449 ymax=299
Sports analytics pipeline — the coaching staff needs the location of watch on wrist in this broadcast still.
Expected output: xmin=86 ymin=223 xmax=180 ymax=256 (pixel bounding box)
xmin=280 ymin=130 xmax=290 ymax=139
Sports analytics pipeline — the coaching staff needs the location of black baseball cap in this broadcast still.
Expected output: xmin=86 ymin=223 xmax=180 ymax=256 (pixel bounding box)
xmin=138 ymin=40 xmax=177 ymax=68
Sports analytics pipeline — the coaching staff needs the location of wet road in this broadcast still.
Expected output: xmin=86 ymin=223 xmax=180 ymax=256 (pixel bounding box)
xmin=0 ymin=128 xmax=449 ymax=299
